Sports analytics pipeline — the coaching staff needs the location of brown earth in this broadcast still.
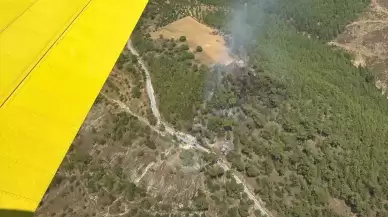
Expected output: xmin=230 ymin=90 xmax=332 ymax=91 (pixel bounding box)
xmin=328 ymin=198 xmax=355 ymax=217
xmin=331 ymin=0 xmax=388 ymax=95
xmin=151 ymin=16 xmax=234 ymax=65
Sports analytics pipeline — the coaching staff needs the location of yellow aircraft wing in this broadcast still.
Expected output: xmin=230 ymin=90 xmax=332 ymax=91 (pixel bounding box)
xmin=0 ymin=0 xmax=147 ymax=212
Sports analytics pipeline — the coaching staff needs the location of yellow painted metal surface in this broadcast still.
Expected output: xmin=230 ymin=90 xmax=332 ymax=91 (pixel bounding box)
xmin=0 ymin=0 xmax=91 ymax=105
xmin=0 ymin=0 xmax=36 ymax=32
xmin=0 ymin=0 xmax=147 ymax=212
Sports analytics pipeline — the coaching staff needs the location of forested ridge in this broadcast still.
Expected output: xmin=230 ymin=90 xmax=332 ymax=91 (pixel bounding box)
xmin=266 ymin=0 xmax=369 ymax=40
xmin=200 ymin=0 xmax=388 ymax=216
xmin=203 ymin=16 xmax=388 ymax=216
xmin=201 ymin=0 xmax=369 ymax=40
xmin=132 ymin=0 xmax=388 ymax=216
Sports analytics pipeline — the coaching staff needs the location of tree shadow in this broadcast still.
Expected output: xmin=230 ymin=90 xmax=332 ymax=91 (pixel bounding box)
xmin=0 ymin=209 xmax=34 ymax=217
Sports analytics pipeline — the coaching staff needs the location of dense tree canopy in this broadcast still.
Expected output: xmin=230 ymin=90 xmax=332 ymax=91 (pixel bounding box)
xmin=203 ymin=11 xmax=388 ymax=216
xmin=266 ymin=0 xmax=370 ymax=40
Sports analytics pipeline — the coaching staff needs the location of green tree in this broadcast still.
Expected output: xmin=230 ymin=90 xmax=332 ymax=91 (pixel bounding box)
xmin=180 ymin=44 xmax=189 ymax=51
xmin=145 ymin=137 xmax=156 ymax=149
xmin=131 ymin=86 xmax=141 ymax=98
xmin=207 ymin=165 xmax=224 ymax=178
xmin=246 ymin=165 xmax=260 ymax=177
xmin=226 ymin=178 xmax=244 ymax=198
xmin=179 ymin=36 xmax=187 ymax=42
xmin=194 ymin=190 xmax=209 ymax=211
xmin=180 ymin=150 xmax=195 ymax=166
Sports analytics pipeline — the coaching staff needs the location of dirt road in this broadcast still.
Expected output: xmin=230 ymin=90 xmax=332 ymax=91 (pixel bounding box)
xmin=127 ymin=41 xmax=161 ymax=125
xmin=125 ymin=41 xmax=271 ymax=217
xmin=218 ymin=161 xmax=270 ymax=216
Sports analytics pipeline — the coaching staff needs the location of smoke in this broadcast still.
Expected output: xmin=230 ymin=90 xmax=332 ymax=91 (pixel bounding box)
xmin=203 ymin=1 xmax=254 ymax=103
xmin=204 ymin=64 xmax=225 ymax=102
xmin=229 ymin=2 xmax=252 ymax=59
xmin=204 ymin=0 xmax=269 ymax=102
xmin=227 ymin=0 xmax=273 ymax=59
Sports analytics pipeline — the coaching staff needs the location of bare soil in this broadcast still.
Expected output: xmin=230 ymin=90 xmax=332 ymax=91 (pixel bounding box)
xmin=151 ymin=16 xmax=234 ymax=65
xmin=331 ymin=0 xmax=388 ymax=95
xmin=328 ymin=198 xmax=355 ymax=217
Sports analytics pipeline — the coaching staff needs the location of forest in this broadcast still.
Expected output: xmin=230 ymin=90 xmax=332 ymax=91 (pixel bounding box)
xmin=201 ymin=18 xmax=388 ymax=216
xmin=197 ymin=0 xmax=388 ymax=216
xmin=201 ymin=0 xmax=369 ymax=40
xmin=131 ymin=0 xmax=388 ymax=216
xmin=265 ymin=0 xmax=369 ymax=40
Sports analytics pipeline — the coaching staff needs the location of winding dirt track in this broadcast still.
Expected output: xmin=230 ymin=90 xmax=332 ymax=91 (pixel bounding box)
xmin=122 ymin=40 xmax=272 ymax=217
xmin=127 ymin=41 xmax=161 ymax=125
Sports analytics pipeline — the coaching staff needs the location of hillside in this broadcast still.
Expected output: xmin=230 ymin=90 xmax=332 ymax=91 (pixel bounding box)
xmin=36 ymin=0 xmax=388 ymax=217
xmin=331 ymin=0 xmax=388 ymax=96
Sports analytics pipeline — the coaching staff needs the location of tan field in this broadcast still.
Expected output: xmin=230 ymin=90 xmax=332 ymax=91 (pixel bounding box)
xmin=151 ymin=16 xmax=234 ymax=65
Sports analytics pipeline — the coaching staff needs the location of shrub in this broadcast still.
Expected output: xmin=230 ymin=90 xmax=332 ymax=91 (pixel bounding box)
xmin=196 ymin=46 xmax=203 ymax=52
xmin=180 ymin=150 xmax=195 ymax=166
xmin=192 ymin=64 xmax=199 ymax=72
xmin=131 ymin=86 xmax=141 ymax=98
xmin=145 ymin=138 xmax=156 ymax=149
xmin=246 ymin=165 xmax=260 ymax=177
xmin=180 ymin=44 xmax=189 ymax=51
xmin=207 ymin=165 xmax=224 ymax=178
xmin=179 ymin=36 xmax=187 ymax=42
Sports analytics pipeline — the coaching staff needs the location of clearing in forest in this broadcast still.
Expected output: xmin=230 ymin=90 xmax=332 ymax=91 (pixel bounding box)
xmin=151 ymin=16 xmax=234 ymax=65
xmin=331 ymin=0 xmax=388 ymax=95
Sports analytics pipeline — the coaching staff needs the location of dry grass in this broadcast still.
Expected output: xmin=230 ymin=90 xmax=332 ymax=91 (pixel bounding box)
xmin=151 ymin=16 xmax=234 ymax=65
